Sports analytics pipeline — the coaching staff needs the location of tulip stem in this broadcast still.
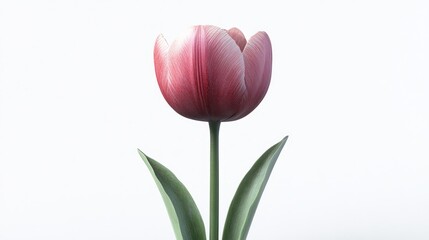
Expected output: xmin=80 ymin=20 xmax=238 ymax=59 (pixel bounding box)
xmin=209 ymin=121 xmax=220 ymax=240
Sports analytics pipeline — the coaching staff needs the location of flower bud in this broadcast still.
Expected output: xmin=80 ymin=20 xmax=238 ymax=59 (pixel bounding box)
xmin=154 ymin=25 xmax=272 ymax=121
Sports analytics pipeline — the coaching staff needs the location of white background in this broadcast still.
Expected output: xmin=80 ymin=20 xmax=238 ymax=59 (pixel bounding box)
xmin=1 ymin=0 xmax=429 ymax=239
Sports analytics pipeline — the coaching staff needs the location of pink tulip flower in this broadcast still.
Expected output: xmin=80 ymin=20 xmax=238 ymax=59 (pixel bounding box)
xmin=154 ymin=25 xmax=272 ymax=122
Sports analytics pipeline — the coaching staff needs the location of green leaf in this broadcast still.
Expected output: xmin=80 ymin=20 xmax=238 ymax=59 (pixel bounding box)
xmin=222 ymin=136 xmax=288 ymax=240
xmin=138 ymin=149 xmax=206 ymax=240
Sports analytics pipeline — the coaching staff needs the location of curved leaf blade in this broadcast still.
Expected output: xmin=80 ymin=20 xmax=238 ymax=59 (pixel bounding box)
xmin=138 ymin=149 xmax=206 ymax=240
xmin=222 ymin=136 xmax=288 ymax=240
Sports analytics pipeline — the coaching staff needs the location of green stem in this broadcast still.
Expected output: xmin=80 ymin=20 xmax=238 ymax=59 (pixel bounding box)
xmin=209 ymin=121 xmax=220 ymax=240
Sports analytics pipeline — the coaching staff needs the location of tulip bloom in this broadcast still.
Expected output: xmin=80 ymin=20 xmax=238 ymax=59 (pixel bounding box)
xmin=143 ymin=25 xmax=285 ymax=240
xmin=154 ymin=25 xmax=272 ymax=122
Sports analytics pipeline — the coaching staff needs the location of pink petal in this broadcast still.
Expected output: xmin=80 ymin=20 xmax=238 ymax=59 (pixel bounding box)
xmin=166 ymin=26 xmax=210 ymax=119
xmin=154 ymin=34 xmax=170 ymax=99
xmin=227 ymin=28 xmax=247 ymax=52
xmin=234 ymin=31 xmax=272 ymax=119
xmin=155 ymin=32 xmax=202 ymax=118
xmin=168 ymin=25 xmax=246 ymax=121
xmin=202 ymin=26 xmax=246 ymax=120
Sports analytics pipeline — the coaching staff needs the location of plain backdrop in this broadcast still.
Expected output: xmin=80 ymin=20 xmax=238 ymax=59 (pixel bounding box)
xmin=1 ymin=0 xmax=429 ymax=239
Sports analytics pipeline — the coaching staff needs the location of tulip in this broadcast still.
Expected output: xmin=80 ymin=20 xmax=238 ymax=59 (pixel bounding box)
xmin=154 ymin=25 xmax=272 ymax=122
xmin=143 ymin=26 xmax=285 ymax=240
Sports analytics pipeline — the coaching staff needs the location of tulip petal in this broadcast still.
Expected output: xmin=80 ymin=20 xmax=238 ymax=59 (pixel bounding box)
xmin=227 ymin=28 xmax=247 ymax=52
xmin=203 ymin=26 xmax=246 ymax=120
xmin=154 ymin=34 xmax=171 ymax=101
xmin=235 ymin=31 xmax=272 ymax=119
xmin=163 ymin=26 xmax=209 ymax=119
xmin=167 ymin=25 xmax=246 ymax=121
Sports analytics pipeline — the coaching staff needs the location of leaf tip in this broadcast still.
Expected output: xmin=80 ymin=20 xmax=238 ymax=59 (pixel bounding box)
xmin=137 ymin=149 xmax=151 ymax=166
xmin=278 ymin=135 xmax=289 ymax=148
xmin=137 ymin=148 xmax=144 ymax=156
